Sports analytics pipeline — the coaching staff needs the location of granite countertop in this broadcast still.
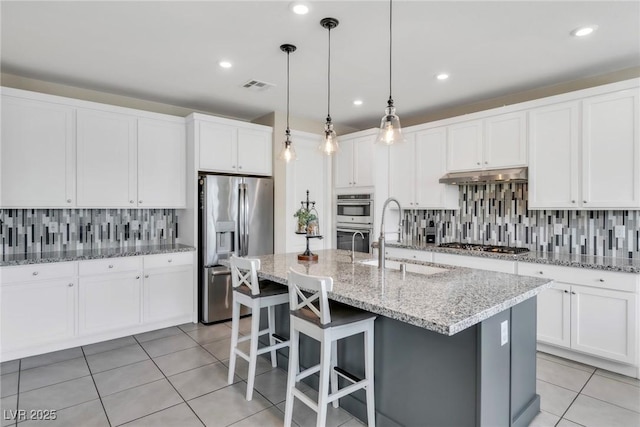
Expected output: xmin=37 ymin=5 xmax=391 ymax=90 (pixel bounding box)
xmin=222 ymin=249 xmax=552 ymax=336
xmin=0 ymin=244 xmax=195 ymax=267
xmin=387 ymin=242 xmax=640 ymax=274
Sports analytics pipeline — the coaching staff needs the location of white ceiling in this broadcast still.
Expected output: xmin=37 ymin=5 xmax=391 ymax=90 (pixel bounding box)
xmin=2 ymin=1 xmax=639 ymax=130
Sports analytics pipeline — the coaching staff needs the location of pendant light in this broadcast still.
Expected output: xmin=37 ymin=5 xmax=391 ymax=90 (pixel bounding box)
xmin=319 ymin=17 xmax=339 ymax=156
xmin=279 ymin=44 xmax=297 ymax=162
xmin=376 ymin=0 xmax=404 ymax=145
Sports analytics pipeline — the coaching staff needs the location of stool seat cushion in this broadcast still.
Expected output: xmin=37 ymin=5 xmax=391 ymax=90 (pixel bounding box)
xmin=234 ymin=279 xmax=288 ymax=298
xmin=291 ymin=301 xmax=376 ymax=329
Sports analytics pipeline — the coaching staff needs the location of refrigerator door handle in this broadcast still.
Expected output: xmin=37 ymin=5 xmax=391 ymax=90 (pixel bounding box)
xmin=238 ymin=185 xmax=244 ymax=256
xmin=243 ymin=185 xmax=250 ymax=255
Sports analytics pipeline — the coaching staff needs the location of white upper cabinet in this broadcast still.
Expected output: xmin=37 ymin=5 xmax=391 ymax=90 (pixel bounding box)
xmin=528 ymin=101 xmax=580 ymax=209
xmin=484 ymin=112 xmax=527 ymax=168
xmin=581 ymin=89 xmax=639 ymax=209
xmin=1 ymin=95 xmax=75 ymax=207
xmin=334 ymin=133 xmax=375 ymax=190
xmin=447 ymin=112 xmax=527 ymax=172
xmin=138 ymin=118 xmax=186 ymax=208
xmin=529 ymin=87 xmax=639 ymax=210
xmin=76 ymin=109 xmax=137 ymax=207
xmin=196 ymin=116 xmax=272 ymax=176
xmin=447 ymin=120 xmax=483 ymax=172
xmin=389 ymin=128 xmax=458 ymax=209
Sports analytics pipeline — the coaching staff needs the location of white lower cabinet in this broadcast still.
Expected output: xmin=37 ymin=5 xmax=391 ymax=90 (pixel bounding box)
xmin=143 ymin=253 xmax=194 ymax=323
xmin=1 ymin=277 xmax=77 ymax=352
xmin=519 ymin=263 xmax=638 ymax=365
xmin=79 ymin=271 xmax=142 ymax=335
xmin=0 ymin=252 xmax=195 ymax=361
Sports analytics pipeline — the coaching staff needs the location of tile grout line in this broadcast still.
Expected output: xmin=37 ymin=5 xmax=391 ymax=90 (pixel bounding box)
xmin=131 ymin=334 xmax=208 ymax=427
xmin=13 ymin=360 xmax=20 ymax=427
xmin=81 ymin=346 xmax=113 ymax=427
xmin=555 ymin=369 xmax=596 ymax=426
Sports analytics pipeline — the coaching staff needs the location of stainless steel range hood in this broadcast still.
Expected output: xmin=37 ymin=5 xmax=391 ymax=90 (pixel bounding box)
xmin=439 ymin=167 xmax=528 ymax=185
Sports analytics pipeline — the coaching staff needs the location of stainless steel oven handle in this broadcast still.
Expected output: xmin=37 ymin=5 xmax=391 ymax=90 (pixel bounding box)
xmin=337 ymin=201 xmax=373 ymax=206
xmin=337 ymin=228 xmax=372 ymax=234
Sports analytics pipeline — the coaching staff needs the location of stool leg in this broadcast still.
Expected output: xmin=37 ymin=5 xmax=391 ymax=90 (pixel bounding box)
xmin=284 ymin=325 xmax=299 ymax=427
xmin=246 ymin=301 xmax=261 ymax=401
xmin=267 ymin=305 xmax=277 ymax=367
xmin=330 ymin=340 xmax=339 ymax=408
xmin=364 ymin=326 xmax=376 ymax=427
xmin=317 ymin=335 xmax=332 ymax=427
xmin=227 ymin=295 xmax=240 ymax=385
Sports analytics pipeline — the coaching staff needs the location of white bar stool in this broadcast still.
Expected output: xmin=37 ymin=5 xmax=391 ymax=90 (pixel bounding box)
xmin=284 ymin=268 xmax=376 ymax=427
xmin=227 ymin=255 xmax=290 ymax=401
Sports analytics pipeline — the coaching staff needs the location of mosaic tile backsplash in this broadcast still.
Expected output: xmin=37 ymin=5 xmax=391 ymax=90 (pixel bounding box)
xmin=0 ymin=209 xmax=178 ymax=256
xmin=404 ymin=183 xmax=639 ymax=258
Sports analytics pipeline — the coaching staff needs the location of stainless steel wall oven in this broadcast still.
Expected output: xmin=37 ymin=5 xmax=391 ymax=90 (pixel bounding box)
xmin=336 ymin=194 xmax=373 ymax=253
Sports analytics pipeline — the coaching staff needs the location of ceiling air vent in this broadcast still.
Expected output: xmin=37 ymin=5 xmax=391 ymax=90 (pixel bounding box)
xmin=242 ymin=79 xmax=276 ymax=92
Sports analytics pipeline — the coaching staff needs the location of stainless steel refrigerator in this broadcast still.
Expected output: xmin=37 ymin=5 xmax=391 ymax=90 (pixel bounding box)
xmin=198 ymin=174 xmax=274 ymax=323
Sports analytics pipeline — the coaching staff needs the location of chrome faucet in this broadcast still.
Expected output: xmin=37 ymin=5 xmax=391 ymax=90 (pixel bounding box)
xmin=378 ymin=197 xmax=402 ymax=270
xmin=351 ymin=231 xmax=364 ymax=263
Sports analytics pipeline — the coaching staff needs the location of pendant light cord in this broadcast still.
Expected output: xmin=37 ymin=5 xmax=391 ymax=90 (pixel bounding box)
xmin=327 ymin=26 xmax=332 ymax=122
xmin=286 ymin=50 xmax=290 ymax=131
xmin=388 ymin=0 xmax=393 ymax=107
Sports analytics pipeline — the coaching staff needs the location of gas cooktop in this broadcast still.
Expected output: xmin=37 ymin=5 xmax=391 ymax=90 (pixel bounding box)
xmin=438 ymin=242 xmax=530 ymax=255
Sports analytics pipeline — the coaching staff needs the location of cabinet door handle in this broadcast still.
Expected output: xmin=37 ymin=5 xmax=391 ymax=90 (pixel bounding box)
xmin=68 ymin=283 xmax=74 ymax=287
xmin=145 ymin=274 xmax=149 ymax=278
xmin=168 ymin=259 xmax=172 ymax=263
xmin=571 ymin=291 xmax=576 ymax=295
xmin=136 ymin=276 xmax=140 ymax=279
xmin=67 ymin=199 xmax=72 ymax=203
xmin=32 ymin=271 xmax=39 ymax=276
xmin=238 ymin=166 xmax=242 ymax=169
xmin=571 ymin=200 xmax=576 ymax=203
xmin=130 ymin=200 xmax=135 ymax=204
xmin=484 ymin=161 xmax=488 ymax=165
xmin=583 ymin=201 xmax=587 ymax=203
xmin=139 ymin=200 xmax=142 ymax=204
xmin=353 ymin=182 xmax=356 ymax=185
xmin=108 ymin=265 xmax=114 ymax=269
xmin=598 ymin=278 xmax=604 ymax=282
xmin=410 ymin=202 xmax=414 ymax=205
xmin=538 ymin=271 xmax=544 ymax=275
xmin=476 ymin=162 xmax=481 ymax=165
xmin=232 ymin=165 xmax=236 ymax=168
xmin=563 ymin=290 xmax=568 ymax=293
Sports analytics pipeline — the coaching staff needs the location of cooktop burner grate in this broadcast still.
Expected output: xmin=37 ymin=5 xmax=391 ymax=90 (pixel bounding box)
xmin=438 ymin=242 xmax=529 ymax=255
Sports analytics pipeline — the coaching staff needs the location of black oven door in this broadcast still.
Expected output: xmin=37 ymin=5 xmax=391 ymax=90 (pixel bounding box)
xmin=336 ymin=228 xmax=371 ymax=253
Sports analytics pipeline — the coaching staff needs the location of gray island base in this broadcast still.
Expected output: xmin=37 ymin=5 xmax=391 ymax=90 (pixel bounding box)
xmin=226 ymin=250 xmax=551 ymax=427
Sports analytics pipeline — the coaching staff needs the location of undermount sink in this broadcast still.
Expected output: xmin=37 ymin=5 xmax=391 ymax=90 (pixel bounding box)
xmin=359 ymin=259 xmax=449 ymax=276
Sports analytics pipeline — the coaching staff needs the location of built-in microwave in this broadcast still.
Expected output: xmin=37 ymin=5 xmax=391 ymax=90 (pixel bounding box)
xmin=336 ymin=194 xmax=373 ymax=226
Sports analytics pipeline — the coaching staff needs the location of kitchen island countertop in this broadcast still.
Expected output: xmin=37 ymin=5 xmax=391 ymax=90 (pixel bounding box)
xmin=222 ymin=249 xmax=551 ymax=336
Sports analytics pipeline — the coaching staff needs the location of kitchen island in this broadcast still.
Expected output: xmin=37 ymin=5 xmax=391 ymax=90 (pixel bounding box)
xmin=227 ymin=249 xmax=552 ymax=427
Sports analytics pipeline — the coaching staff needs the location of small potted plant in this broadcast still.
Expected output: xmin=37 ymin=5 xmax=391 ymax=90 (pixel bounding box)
xmin=293 ymin=208 xmax=317 ymax=234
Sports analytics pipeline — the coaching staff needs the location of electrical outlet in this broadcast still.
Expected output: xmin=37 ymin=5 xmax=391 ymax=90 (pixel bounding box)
xmin=501 ymin=320 xmax=509 ymax=346
xmin=615 ymin=225 xmax=625 ymax=238
xmin=553 ymin=224 xmax=563 ymax=235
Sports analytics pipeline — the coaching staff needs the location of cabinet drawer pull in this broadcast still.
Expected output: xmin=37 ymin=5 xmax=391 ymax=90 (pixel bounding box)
xmin=168 ymin=259 xmax=172 ymax=263
xmin=68 ymin=283 xmax=74 ymax=287
xmin=571 ymin=200 xmax=576 ymax=203
xmin=538 ymin=271 xmax=544 ymax=275
xmin=108 ymin=265 xmax=114 ymax=269
xmin=32 ymin=271 xmax=39 ymax=276
xmin=598 ymin=278 xmax=604 ymax=282
xmin=583 ymin=201 xmax=587 ymax=203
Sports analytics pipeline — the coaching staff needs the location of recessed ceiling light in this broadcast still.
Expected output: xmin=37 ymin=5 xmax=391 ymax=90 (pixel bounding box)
xmin=290 ymin=2 xmax=309 ymax=15
xmin=436 ymin=73 xmax=449 ymax=80
xmin=353 ymin=100 xmax=363 ymax=106
xmin=571 ymin=25 xmax=598 ymax=37
xmin=219 ymin=61 xmax=232 ymax=69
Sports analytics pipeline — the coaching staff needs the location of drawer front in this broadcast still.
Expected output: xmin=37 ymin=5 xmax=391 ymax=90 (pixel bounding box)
xmin=517 ymin=263 xmax=638 ymax=292
xmin=143 ymin=252 xmax=194 ymax=269
xmin=385 ymin=248 xmax=433 ymax=263
xmin=1 ymin=261 xmax=77 ymax=284
xmin=432 ymin=253 xmax=516 ymax=274
xmin=79 ymin=257 xmax=142 ymax=276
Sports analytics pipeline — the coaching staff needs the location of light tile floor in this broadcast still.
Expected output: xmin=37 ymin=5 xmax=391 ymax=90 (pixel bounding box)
xmin=0 ymin=319 xmax=638 ymax=426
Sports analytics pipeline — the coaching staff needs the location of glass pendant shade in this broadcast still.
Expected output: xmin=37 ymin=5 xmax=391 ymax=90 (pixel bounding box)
xmin=278 ymin=130 xmax=297 ymax=162
xmin=319 ymin=120 xmax=339 ymax=155
xmin=376 ymin=105 xmax=403 ymax=145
